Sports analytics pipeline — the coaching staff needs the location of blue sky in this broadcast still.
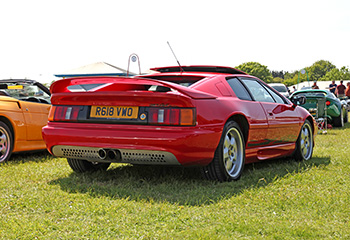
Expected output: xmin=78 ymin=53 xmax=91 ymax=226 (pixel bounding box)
xmin=0 ymin=0 xmax=349 ymax=82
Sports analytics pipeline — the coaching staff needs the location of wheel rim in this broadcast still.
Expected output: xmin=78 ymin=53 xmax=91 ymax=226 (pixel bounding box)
xmin=300 ymin=123 xmax=313 ymax=160
xmin=0 ymin=126 xmax=10 ymax=162
xmin=223 ymin=127 xmax=244 ymax=178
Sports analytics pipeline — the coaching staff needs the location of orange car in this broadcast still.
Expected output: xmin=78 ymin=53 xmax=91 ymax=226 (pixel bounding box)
xmin=0 ymin=79 xmax=51 ymax=162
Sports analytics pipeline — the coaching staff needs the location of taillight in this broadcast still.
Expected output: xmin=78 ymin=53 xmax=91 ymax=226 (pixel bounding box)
xmin=326 ymin=101 xmax=331 ymax=106
xmin=148 ymin=107 xmax=196 ymax=126
xmin=48 ymin=106 xmax=80 ymax=122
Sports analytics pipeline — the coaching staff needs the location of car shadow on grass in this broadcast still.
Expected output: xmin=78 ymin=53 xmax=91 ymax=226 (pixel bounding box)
xmin=49 ymin=156 xmax=330 ymax=206
xmin=5 ymin=150 xmax=52 ymax=164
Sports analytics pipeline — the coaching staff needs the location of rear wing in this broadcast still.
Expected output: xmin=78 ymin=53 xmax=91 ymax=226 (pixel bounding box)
xmin=150 ymin=65 xmax=247 ymax=75
xmin=50 ymin=76 xmax=216 ymax=100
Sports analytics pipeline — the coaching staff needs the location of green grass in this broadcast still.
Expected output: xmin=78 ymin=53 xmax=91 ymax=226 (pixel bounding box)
xmin=1 ymin=123 xmax=350 ymax=239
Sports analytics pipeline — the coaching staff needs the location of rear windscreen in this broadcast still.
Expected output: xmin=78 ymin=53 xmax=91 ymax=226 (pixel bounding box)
xmin=140 ymin=75 xmax=204 ymax=87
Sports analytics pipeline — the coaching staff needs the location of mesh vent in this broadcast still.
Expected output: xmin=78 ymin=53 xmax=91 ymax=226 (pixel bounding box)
xmin=122 ymin=152 xmax=166 ymax=163
xmin=59 ymin=147 xmax=100 ymax=160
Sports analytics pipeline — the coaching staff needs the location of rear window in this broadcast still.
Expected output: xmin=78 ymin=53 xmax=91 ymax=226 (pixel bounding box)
xmin=226 ymin=78 xmax=252 ymax=100
xmin=140 ymin=75 xmax=204 ymax=87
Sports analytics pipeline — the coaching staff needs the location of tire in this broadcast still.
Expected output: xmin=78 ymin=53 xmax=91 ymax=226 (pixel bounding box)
xmin=333 ymin=107 xmax=344 ymax=127
xmin=67 ymin=158 xmax=111 ymax=173
xmin=344 ymin=108 xmax=348 ymax=123
xmin=202 ymin=121 xmax=245 ymax=182
xmin=0 ymin=122 xmax=13 ymax=163
xmin=294 ymin=119 xmax=314 ymax=161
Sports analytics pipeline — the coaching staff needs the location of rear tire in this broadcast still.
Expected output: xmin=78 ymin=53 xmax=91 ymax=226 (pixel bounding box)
xmin=67 ymin=158 xmax=110 ymax=173
xmin=333 ymin=107 xmax=344 ymax=127
xmin=344 ymin=109 xmax=348 ymax=123
xmin=202 ymin=121 xmax=245 ymax=182
xmin=0 ymin=122 xmax=13 ymax=163
xmin=294 ymin=119 xmax=313 ymax=161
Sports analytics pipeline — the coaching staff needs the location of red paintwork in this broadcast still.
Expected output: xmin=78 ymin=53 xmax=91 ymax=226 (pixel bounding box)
xmin=42 ymin=65 xmax=317 ymax=166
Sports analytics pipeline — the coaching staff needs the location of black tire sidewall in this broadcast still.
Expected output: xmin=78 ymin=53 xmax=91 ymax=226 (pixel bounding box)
xmin=67 ymin=158 xmax=110 ymax=173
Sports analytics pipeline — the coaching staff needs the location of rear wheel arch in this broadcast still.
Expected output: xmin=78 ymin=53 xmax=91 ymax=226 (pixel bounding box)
xmin=226 ymin=114 xmax=249 ymax=145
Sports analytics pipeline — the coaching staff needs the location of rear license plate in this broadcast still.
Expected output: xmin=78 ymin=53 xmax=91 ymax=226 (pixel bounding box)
xmin=90 ymin=106 xmax=139 ymax=119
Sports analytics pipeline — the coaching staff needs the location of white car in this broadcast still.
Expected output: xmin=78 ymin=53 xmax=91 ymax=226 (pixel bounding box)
xmin=268 ymin=83 xmax=290 ymax=97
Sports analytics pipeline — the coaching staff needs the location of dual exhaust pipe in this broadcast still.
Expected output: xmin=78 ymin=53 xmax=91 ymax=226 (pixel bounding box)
xmin=98 ymin=148 xmax=121 ymax=161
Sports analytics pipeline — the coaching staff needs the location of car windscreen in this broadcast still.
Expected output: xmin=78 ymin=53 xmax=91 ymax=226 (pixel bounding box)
xmin=0 ymin=82 xmax=51 ymax=103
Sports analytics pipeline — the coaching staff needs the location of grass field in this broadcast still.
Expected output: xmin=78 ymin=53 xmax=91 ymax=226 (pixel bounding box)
xmin=1 ymin=123 xmax=349 ymax=239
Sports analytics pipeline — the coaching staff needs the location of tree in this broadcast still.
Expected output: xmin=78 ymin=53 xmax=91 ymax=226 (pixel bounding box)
xmin=308 ymin=60 xmax=336 ymax=81
xmin=272 ymin=77 xmax=284 ymax=83
xmin=271 ymin=70 xmax=285 ymax=79
xmin=235 ymin=62 xmax=273 ymax=83
xmin=319 ymin=66 xmax=350 ymax=81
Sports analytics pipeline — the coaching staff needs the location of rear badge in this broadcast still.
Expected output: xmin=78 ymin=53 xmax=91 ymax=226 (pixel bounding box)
xmin=140 ymin=113 xmax=146 ymax=120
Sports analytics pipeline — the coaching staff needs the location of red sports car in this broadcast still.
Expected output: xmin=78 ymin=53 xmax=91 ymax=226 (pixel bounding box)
xmin=42 ymin=66 xmax=316 ymax=181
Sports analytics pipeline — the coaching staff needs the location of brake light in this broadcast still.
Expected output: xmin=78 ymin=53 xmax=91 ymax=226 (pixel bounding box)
xmin=48 ymin=106 xmax=80 ymax=121
xmin=148 ymin=107 xmax=196 ymax=126
xmin=326 ymin=101 xmax=331 ymax=106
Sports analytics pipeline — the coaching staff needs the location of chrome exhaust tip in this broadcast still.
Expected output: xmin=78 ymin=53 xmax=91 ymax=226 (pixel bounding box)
xmin=98 ymin=149 xmax=107 ymax=160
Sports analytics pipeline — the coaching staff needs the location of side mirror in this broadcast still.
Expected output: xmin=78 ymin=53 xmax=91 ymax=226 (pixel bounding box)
xmin=291 ymin=95 xmax=306 ymax=106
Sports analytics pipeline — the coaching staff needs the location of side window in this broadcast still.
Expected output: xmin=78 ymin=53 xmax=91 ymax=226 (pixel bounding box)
xmin=265 ymin=87 xmax=286 ymax=104
xmin=241 ymin=78 xmax=275 ymax=103
xmin=226 ymin=78 xmax=252 ymax=101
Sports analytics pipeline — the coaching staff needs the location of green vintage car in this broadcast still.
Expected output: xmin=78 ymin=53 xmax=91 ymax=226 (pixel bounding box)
xmin=290 ymin=89 xmax=348 ymax=127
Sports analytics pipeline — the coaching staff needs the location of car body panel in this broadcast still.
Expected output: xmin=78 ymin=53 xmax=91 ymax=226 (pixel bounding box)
xmin=0 ymin=80 xmax=51 ymax=154
xmin=42 ymin=66 xmax=316 ymax=168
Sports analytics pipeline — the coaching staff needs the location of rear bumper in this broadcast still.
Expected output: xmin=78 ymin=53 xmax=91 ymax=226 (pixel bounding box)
xmin=42 ymin=122 xmax=223 ymax=166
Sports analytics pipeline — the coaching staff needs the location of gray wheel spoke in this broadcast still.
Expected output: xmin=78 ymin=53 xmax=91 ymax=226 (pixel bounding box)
xmin=223 ymin=149 xmax=229 ymax=159
xmin=225 ymin=158 xmax=233 ymax=171
xmin=0 ymin=134 xmax=6 ymax=145
xmin=224 ymin=135 xmax=230 ymax=148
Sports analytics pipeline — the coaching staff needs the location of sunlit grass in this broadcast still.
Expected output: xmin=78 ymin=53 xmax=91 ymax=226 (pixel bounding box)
xmin=0 ymin=122 xmax=349 ymax=239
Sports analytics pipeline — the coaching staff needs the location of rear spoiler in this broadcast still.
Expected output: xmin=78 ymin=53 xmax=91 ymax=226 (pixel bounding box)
xmin=150 ymin=65 xmax=247 ymax=75
xmin=50 ymin=77 xmax=216 ymax=100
